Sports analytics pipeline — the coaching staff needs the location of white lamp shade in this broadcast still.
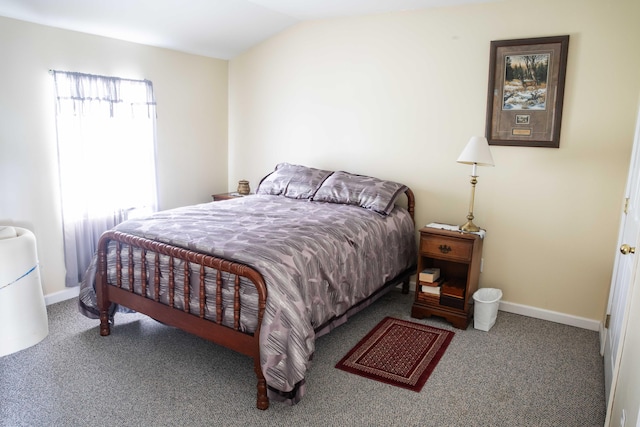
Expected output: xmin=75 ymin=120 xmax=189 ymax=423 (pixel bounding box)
xmin=457 ymin=136 xmax=495 ymax=167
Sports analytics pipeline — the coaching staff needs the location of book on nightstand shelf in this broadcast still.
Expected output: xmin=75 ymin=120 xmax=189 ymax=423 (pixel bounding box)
xmin=441 ymin=281 xmax=465 ymax=299
xmin=420 ymin=277 xmax=444 ymax=294
xmin=419 ymin=267 xmax=440 ymax=283
xmin=421 ymin=284 xmax=441 ymax=295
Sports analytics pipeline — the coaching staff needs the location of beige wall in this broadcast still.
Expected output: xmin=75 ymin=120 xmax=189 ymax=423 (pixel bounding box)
xmin=0 ymin=17 xmax=229 ymax=296
xmin=229 ymin=0 xmax=640 ymax=321
xmin=1 ymin=0 xmax=638 ymax=323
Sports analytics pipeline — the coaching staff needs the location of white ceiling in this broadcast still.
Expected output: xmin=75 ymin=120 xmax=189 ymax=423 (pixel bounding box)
xmin=0 ymin=0 xmax=496 ymax=59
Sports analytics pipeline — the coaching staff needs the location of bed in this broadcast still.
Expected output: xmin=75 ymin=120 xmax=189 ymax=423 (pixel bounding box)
xmin=78 ymin=163 xmax=417 ymax=410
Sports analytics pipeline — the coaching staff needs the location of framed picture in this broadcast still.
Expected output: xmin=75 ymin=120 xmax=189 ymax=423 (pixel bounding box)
xmin=485 ymin=35 xmax=569 ymax=148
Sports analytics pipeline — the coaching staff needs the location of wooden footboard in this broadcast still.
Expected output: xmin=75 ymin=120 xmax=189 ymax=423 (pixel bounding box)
xmin=95 ymin=230 xmax=270 ymax=410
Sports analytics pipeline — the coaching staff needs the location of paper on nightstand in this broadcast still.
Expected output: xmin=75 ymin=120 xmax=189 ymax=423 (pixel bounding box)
xmin=425 ymin=222 xmax=486 ymax=239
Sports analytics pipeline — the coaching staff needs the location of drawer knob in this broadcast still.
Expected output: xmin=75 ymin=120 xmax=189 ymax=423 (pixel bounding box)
xmin=439 ymin=245 xmax=452 ymax=254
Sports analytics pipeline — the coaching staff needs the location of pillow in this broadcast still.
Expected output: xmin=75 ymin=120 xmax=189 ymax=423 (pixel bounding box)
xmin=256 ymin=163 xmax=333 ymax=199
xmin=312 ymin=171 xmax=407 ymax=215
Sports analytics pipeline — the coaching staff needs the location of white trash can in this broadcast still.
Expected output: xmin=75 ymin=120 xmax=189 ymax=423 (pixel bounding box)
xmin=472 ymin=288 xmax=502 ymax=331
xmin=0 ymin=226 xmax=49 ymax=357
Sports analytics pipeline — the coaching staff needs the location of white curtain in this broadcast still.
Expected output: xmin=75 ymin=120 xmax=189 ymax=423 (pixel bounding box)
xmin=52 ymin=71 xmax=158 ymax=287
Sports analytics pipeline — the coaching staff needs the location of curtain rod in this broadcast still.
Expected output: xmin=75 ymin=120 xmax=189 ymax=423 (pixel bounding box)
xmin=48 ymin=69 xmax=151 ymax=84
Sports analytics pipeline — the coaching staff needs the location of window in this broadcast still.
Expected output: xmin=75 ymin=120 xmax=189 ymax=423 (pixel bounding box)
xmin=52 ymin=71 xmax=158 ymax=287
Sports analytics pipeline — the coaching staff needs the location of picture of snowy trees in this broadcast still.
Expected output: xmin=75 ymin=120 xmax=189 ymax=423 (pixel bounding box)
xmin=502 ymin=54 xmax=550 ymax=110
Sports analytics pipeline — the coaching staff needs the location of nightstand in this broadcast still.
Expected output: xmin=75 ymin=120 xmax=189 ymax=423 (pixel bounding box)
xmin=411 ymin=225 xmax=483 ymax=329
xmin=211 ymin=192 xmax=253 ymax=201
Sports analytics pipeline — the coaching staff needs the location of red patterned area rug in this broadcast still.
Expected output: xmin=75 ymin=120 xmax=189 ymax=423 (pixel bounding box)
xmin=335 ymin=317 xmax=454 ymax=392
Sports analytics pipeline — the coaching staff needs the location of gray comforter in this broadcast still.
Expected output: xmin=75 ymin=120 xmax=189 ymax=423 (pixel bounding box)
xmin=79 ymin=195 xmax=416 ymax=403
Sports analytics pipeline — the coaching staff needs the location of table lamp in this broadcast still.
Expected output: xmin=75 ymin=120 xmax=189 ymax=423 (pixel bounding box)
xmin=457 ymin=136 xmax=495 ymax=232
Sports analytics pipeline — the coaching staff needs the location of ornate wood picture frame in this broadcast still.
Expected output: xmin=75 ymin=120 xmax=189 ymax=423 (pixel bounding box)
xmin=485 ymin=35 xmax=570 ymax=148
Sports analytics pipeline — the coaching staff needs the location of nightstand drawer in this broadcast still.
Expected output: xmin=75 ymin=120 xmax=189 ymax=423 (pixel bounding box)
xmin=420 ymin=236 xmax=472 ymax=262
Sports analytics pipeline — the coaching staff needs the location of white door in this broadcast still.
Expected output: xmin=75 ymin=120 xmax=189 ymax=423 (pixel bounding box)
xmin=604 ymin=106 xmax=640 ymax=401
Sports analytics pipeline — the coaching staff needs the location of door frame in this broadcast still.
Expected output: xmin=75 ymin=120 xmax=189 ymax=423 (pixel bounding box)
xmin=603 ymin=100 xmax=640 ymax=418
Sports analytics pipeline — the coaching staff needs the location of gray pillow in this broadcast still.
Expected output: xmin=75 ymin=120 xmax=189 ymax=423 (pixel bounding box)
xmin=312 ymin=171 xmax=407 ymax=215
xmin=256 ymin=163 xmax=333 ymax=199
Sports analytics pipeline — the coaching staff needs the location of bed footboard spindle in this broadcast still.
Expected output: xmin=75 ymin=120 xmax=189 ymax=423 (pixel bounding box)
xmin=141 ymin=249 xmax=147 ymax=297
xmin=128 ymin=245 xmax=134 ymax=292
xmin=234 ymin=275 xmax=241 ymax=330
xmin=116 ymin=242 xmax=122 ymax=288
xmin=169 ymin=256 xmax=175 ymax=308
xmin=183 ymin=259 xmax=190 ymax=313
xmin=199 ymin=264 xmax=206 ymax=318
xmin=154 ymin=253 xmax=160 ymax=302
xmin=216 ymin=270 xmax=222 ymax=324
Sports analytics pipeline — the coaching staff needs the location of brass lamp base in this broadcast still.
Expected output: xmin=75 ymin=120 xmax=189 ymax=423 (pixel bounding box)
xmin=460 ymin=174 xmax=481 ymax=233
xmin=459 ymin=220 xmax=480 ymax=233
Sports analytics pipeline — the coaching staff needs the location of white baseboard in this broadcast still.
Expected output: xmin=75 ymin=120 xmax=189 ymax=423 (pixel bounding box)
xmin=406 ymin=281 xmax=601 ymax=331
xmin=44 ymin=286 xmax=79 ymax=306
xmin=498 ymin=300 xmax=600 ymax=331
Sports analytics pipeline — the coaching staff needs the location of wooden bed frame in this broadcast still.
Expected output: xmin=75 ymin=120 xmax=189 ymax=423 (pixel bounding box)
xmin=96 ymin=188 xmax=415 ymax=410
